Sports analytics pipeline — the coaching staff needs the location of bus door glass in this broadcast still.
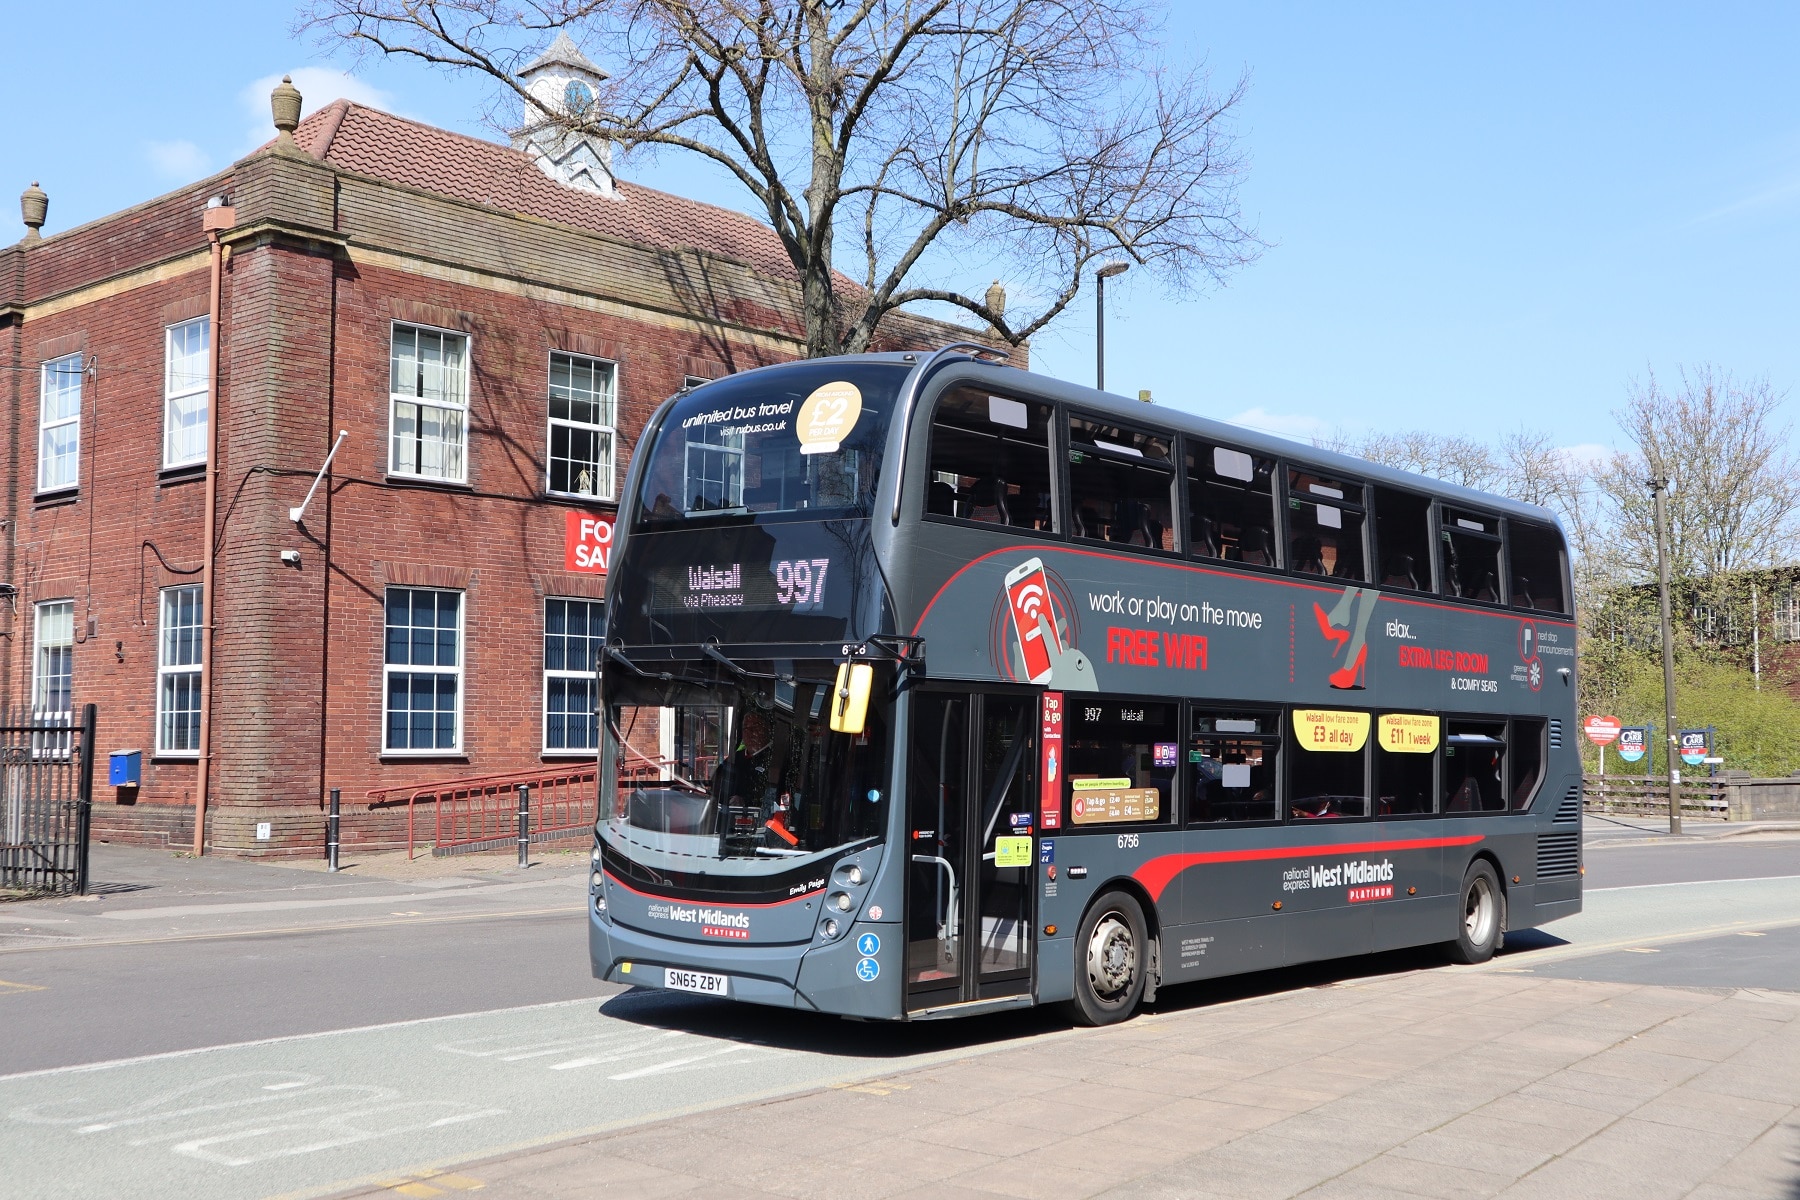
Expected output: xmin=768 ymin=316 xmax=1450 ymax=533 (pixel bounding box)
xmin=903 ymin=691 xmax=1036 ymax=1009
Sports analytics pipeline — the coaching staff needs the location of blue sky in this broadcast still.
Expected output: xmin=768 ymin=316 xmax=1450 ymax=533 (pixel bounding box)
xmin=5 ymin=3 xmax=1797 ymax=457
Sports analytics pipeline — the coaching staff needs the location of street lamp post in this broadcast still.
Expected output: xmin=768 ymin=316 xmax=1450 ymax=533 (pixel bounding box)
xmin=1095 ymin=260 xmax=1129 ymax=390
xmin=1651 ymin=477 xmax=1682 ymax=835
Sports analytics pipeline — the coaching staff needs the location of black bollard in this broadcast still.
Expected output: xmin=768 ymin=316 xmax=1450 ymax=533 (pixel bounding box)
xmin=517 ymin=783 xmax=531 ymax=868
xmin=327 ymin=788 xmax=341 ymax=873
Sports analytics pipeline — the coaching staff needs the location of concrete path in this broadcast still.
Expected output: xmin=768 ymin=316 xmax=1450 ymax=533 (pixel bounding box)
xmin=358 ymin=968 xmax=1800 ymax=1200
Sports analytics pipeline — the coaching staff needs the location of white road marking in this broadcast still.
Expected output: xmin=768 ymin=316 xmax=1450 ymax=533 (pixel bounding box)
xmin=1587 ymin=873 xmax=1800 ymax=892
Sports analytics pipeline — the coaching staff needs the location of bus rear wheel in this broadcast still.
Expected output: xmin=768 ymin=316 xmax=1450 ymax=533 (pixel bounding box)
xmin=1069 ymin=891 xmax=1147 ymax=1027
xmin=1445 ymin=860 xmax=1504 ymax=964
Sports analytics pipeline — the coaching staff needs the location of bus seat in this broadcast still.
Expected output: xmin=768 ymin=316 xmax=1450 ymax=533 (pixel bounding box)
xmin=1031 ymin=491 xmax=1054 ymax=530
xmin=1512 ymin=576 xmax=1533 ymax=608
xmin=1193 ymin=516 xmax=1219 ymax=559
xmin=1075 ymin=504 xmax=1103 ymax=540
xmin=1241 ymin=525 xmax=1274 ymax=566
xmin=1114 ymin=500 xmax=1155 ymax=546
xmin=969 ymin=476 xmax=1009 ymax=524
xmin=1292 ymin=534 xmax=1325 ymax=575
xmin=1473 ymin=571 xmax=1499 ymax=603
xmin=1382 ymin=554 xmax=1419 ymax=590
xmin=1331 ymin=544 xmax=1364 ymax=580
xmin=928 ymin=480 xmax=958 ymax=516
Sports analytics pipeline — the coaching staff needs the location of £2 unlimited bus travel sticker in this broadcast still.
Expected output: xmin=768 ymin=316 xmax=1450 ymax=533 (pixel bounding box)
xmin=796 ymin=381 xmax=862 ymax=454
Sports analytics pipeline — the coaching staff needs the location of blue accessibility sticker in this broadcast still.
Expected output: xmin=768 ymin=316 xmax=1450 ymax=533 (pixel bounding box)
xmin=1039 ymin=840 xmax=1055 ymax=864
xmin=856 ymin=931 xmax=881 ymax=957
xmin=856 ymin=957 xmax=880 ymax=982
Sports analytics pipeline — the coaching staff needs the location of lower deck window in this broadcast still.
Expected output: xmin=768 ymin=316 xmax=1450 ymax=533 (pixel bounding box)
xmin=1289 ymin=709 xmax=1369 ymax=819
xmin=1064 ymin=699 xmax=1177 ymax=825
xmin=1189 ymin=710 xmax=1280 ymax=824
xmin=1443 ymin=722 xmax=1507 ymax=812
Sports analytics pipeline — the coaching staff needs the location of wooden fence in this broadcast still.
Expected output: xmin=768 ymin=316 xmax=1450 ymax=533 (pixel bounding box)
xmin=1582 ymin=774 xmax=1729 ymax=820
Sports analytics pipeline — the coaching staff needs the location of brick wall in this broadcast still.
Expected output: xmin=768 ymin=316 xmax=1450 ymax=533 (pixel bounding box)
xmin=4 ymin=136 xmax=1003 ymax=858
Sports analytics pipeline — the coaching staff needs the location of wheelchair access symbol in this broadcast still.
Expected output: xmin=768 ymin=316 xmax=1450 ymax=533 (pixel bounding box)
xmin=856 ymin=932 xmax=880 ymax=957
xmin=856 ymin=957 xmax=880 ymax=982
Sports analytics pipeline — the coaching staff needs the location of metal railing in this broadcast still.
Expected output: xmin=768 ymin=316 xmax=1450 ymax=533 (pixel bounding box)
xmin=1 ymin=704 xmax=96 ymax=895
xmin=370 ymin=762 xmax=601 ymax=859
xmin=1582 ymin=774 xmax=1729 ymax=820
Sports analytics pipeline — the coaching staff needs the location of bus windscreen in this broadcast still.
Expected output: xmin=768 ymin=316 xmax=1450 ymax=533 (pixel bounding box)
xmin=635 ymin=363 xmax=907 ymax=527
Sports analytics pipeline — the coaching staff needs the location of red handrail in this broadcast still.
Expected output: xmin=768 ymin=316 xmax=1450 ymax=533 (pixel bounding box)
xmin=369 ymin=763 xmax=603 ymax=859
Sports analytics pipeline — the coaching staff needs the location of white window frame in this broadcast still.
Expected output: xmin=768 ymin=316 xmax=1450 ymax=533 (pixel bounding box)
xmin=545 ymin=351 xmax=617 ymax=500
xmin=163 ymin=317 xmax=210 ymax=469
xmin=543 ymin=597 xmax=605 ymax=754
xmin=383 ymin=586 xmax=465 ymax=755
xmin=388 ymin=322 xmax=470 ymax=484
xmin=156 ymin=585 xmax=204 ymax=757
xmin=32 ymin=600 xmax=74 ymax=722
xmin=37 ymin=355 xmax=83 ymax=494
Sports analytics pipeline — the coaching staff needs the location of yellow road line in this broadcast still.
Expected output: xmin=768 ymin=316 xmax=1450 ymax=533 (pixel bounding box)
xmin=0 ymin=979 xmax=47 ymax=995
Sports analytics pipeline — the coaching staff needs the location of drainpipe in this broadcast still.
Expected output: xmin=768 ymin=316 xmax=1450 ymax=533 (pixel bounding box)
xmin=193 ymin=200 xmax=234 ymax=855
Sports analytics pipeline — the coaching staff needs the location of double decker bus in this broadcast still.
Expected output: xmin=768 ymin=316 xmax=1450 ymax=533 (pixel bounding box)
xmin=590 ymin=345 xmax=1581 ymax=1024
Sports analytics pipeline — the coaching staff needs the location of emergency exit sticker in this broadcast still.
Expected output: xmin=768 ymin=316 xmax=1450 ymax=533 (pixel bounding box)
xmin=565 ymin=511 xmax=614 ymax=573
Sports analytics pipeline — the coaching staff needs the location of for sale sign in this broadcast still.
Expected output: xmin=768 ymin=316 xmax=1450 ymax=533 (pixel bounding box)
xmin=565 ymin=511 xmax=614 ymax=573
xmin=1615 ymin=727 xmax=1648 ymax=763
xmin=1583 ymin=715 xmax=1622 ymax=746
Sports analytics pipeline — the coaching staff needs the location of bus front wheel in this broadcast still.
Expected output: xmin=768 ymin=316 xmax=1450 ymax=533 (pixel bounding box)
xmin=1445 ymin=860 xmax=1504 ymax=964
xmin=1068 ymin=891 xmax=1147 ymax=1026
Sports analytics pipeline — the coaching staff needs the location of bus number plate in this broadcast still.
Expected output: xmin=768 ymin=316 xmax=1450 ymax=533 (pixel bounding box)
xmin=665 ymin=968 xmax=728 ymax=996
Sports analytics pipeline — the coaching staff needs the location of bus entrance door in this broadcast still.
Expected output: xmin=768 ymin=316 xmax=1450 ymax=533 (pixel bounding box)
xmin=904 ymin=690 xmax=1038 ymax=1011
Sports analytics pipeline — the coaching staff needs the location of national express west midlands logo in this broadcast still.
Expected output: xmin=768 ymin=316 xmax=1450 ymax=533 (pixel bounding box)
xmin=1280 ymin=857 xmax=1396 ymax=903
xmin=646 ymin=902 xmax=752 ymax=940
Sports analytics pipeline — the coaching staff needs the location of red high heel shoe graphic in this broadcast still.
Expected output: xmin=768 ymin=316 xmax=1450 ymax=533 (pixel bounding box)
xmin=1313 ymin=602 xmax=1351 ymax=653
xmin=1329 ymin=643 xmax=1367 ymax=690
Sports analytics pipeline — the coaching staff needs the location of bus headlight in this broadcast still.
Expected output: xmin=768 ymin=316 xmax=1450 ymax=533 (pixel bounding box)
xmin=822 ymin=918 xmax=839 ymax=939
xmin=831 ymin=891 xmax=854 ymax=912
xmin=839 ymin=865 xmax=864 ymax=886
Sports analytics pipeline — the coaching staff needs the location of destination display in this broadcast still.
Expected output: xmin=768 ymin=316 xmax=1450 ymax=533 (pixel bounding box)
xmin=608 ymin=519 xmax=891 ymax=648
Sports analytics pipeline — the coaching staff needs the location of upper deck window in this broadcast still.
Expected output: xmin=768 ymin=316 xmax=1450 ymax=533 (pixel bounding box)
xmin=1068 ymin=416 xmax=1175 ymax=551
xmin=926 ymin=386 xmax=1056 ymax=531
xmin=635 ymin=362 xmax=905 ymax=527
xmin=1373 ymin=487 xmax=1432 ymax=592
xmin=1508 ymin=521 xmax=1570 ymax=615
xmin=1288 ymin=469 xmax=1366 ymax=581
xmin=1186 ymin=442 xmax=1279 ymax=567
xmin=1440 ymin=507 xmax=1504 ymax=603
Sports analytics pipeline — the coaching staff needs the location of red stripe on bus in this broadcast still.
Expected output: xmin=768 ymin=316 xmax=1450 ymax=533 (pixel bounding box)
xmin=603 ymin=870 xmax=825 ymax=908
xmin=908 ymin=545 xmax=1571 ymax=636
xmin=1130 ymin=834 xmax=1485 ymax=903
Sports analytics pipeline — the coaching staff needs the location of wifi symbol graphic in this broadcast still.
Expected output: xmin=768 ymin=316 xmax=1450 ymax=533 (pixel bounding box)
xmin=1017 ymin=584 xmax=1047 ymax=622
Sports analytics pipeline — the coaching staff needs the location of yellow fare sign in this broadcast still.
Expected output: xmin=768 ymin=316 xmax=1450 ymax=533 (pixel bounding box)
xmin=1292 ymin=709 xmax=1370 ymax=752
xmin=1378 ymin=713 xmax=1440 ymax=753
xmin=1069 ymin=777 xmax=1161 ymax=824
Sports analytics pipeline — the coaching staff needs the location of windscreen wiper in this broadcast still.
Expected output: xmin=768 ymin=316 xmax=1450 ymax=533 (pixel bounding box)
xmin=701 ymin=640 xmax=794 ymax=683
xmin=605 ymin=644 xmax=674 ymax=682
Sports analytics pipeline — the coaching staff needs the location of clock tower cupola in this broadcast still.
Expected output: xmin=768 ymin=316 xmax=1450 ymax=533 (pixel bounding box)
xmin=510 ymin=31 xmax=616 ymax=198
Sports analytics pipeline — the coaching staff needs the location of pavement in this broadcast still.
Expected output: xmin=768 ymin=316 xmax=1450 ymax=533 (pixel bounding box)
xmin=3 ymin=830 xmax=1799 ymax=1200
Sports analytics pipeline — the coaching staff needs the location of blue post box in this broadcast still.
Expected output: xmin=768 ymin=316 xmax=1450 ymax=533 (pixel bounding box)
xmin=108 ymin=750 xmax=142 ymax=787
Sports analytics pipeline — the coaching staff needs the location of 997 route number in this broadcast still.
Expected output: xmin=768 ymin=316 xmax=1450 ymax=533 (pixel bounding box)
xmin=1117 ymin=833 xmax=1140 ymax=849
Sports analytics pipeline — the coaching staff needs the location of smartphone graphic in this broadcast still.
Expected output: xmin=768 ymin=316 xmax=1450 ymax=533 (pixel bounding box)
xmin=1004 ymin=557 xmax=1063 ymax=684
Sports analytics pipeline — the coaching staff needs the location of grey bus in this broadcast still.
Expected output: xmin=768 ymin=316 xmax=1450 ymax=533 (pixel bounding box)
xmin=590 ymin=346 xmax=1581 ymax=1025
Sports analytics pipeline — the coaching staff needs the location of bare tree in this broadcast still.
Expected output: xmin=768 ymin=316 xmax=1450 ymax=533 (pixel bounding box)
xmin=1599 ymin=366 xmax=1800 ymax=580
xmin=302 ymin=0 xmax=1260 ymax=358
xmin=1316 ymin=429 xmax=1501 ymax=492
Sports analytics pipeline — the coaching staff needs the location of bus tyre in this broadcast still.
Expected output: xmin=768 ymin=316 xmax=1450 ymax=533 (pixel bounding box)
xmin=1069 ymin=891 xmax=1148 ymax=1027
xmin=1446 ymin=860 xmax=1504 ymax=965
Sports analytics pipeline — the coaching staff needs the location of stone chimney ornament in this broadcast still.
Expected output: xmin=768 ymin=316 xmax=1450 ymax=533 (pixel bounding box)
xmin=271 ymin=75 xmax=303 ymax=149
xmin=21 ymin=181 xmax=47 ymax=242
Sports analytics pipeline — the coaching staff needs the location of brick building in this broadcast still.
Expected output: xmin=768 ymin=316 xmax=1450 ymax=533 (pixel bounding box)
xmin=1 ymin=65 xmax=995 ymax=856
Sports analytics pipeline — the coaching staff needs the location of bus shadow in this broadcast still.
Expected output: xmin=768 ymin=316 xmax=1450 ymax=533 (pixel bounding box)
xmin=594 ymin=931 xmax=1572 ymax=1058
